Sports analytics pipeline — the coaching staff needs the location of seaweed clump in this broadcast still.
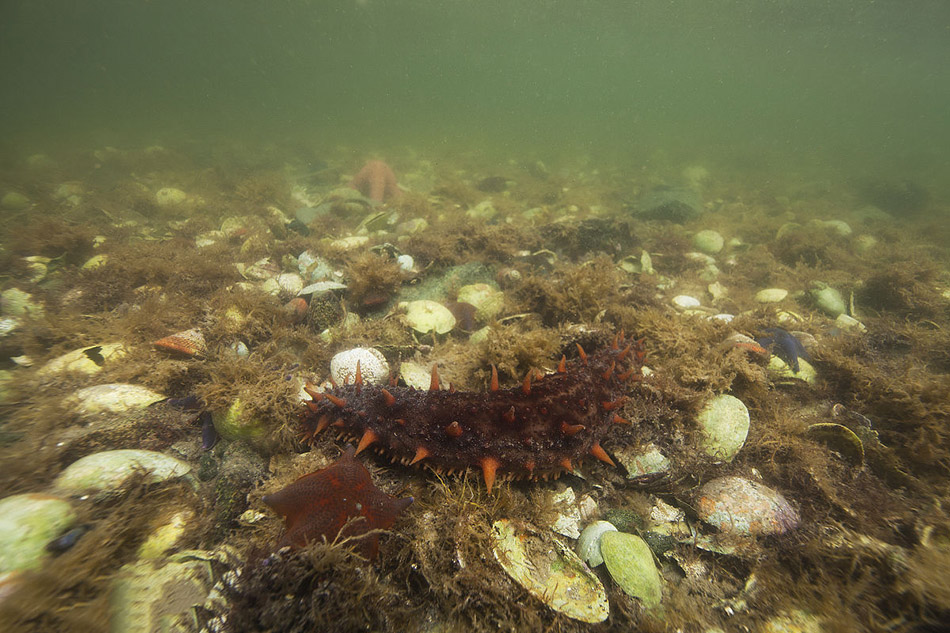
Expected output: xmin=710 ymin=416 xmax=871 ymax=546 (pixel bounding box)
xmin=221 ymin=544 xmax=419 ymax=633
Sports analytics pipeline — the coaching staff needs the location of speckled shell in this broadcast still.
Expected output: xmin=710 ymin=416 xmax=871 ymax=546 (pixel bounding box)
xmin=153 ymin=329 xmax=206 ymax=356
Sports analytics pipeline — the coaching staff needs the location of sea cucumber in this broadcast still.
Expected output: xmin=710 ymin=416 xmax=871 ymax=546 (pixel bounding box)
xmin=301 ymin=333 xmax=645 ymax=491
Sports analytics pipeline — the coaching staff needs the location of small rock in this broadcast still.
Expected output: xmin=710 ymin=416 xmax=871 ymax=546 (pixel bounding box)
xmin=811 ymin=284 xmax=847 ymax=317
xmin=696 ymin=394 xmax=750 ymax=461
xmin=0 ymin=493 xmax=77 ymax=573
xmin=52 ymin=449 xmax=192 ymax=496
xmin=330 ymin=347 xmax=390 ymax=386
xmin=755 ymin=288 xmax=789 ymax=303
xmin=696 ymin=476 xmax=799 ymax=536
xmin=693 ymin=230 xmax=724 ymax=254
xmin=576 ymin=520 xmax=618 ymax=567
xmin=600 ymin=531 xmax=663 ymax=609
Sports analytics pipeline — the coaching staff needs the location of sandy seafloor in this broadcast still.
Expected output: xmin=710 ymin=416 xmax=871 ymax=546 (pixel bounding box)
xmin=0 ymin=143 xmax=949 ymax=633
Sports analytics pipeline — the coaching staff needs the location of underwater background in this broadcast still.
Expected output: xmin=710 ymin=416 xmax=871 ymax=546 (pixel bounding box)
xmin=1 ymin=1 xmax=950 ymax=632
xmin=2 ymin=0 xmax=949 ymax=179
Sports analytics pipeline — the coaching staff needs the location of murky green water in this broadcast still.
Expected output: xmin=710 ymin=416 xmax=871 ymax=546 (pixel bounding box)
xmin=2 ymin=0 xmax=948 ymax=182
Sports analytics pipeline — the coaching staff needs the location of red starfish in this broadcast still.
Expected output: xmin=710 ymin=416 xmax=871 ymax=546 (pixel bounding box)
xmin=262 ymin=445 xmax=413 ymax=558
xmin=348 ymin=160 xmax=403 ymax=202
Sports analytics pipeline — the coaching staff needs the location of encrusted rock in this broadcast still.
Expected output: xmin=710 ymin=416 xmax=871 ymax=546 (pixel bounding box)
xmin=696 ymin=476 xmax=799 ymax=536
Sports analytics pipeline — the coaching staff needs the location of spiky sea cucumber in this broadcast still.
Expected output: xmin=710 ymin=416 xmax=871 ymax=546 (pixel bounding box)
xmin=301 ymin=333 xmax=645 ymax=491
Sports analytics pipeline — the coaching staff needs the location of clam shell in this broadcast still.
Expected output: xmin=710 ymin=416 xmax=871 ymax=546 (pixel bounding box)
xmin=491 ymin=519 xmax=608 ymax=623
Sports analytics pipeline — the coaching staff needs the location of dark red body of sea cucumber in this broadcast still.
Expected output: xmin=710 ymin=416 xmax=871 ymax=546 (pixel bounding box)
xmin=301 ymin=334 xmax=645 ymax=490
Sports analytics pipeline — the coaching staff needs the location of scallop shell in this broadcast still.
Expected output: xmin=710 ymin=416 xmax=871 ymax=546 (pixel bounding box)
xmin=491 ymin=519 xmax=608 ymax=623
xmin=153 ymin=329 xmax=206 ymax=356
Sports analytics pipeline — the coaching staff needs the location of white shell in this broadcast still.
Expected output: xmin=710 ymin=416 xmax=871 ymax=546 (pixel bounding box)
xmin=52 ymin=449 xmax=192 ymax=496
xmin=672 ymin=294 xmax=701 ymax=310
xmin=68 ymin=383 xmax=165 ymax=416
xmin=330 ymin=347 xmax=390 ymax=386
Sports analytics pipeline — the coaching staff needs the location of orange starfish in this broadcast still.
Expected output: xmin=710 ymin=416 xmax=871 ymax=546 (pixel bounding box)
xmin=348 ymin=160 xmax=402 ymax=203
xmin=262 ymin=445 xmax=413 ymax=558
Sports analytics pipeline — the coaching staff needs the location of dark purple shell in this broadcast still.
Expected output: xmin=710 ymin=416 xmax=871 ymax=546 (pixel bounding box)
xmin=302 ymin=339 xmax=643 ymax=484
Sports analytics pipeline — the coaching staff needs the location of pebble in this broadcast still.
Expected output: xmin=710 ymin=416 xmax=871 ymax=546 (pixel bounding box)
xmin=401 ymin=300 xmax=457 ymax=334
xmin=0 ymin=493 xmax=77 ymax=573
xmin=755 ymin=288 xmax=789 ymax=303
xmin=600 ymin=531 xmax=663 ymax=609
xmin=672 ymin=295 xmax=701 ymax=310
xmin=52 ymin=449 xmax=192 ymax=496
xmin=695 ymin=476 xmax=799 ymax=536
xmin=67 ymin=383 xmax=165 ymax=417
xmin=811 ymin=284 xmax=847 ymax=317
xmin=330 ymin=347 xmax=390 ymax=386
xmin=576 ymin=520 xmax=618 ymax=567
xmin=491 ymin=519 xmax=608 ymax=623
xmin=693 ymin=229 xmax=724 ymax=254
xmin=696 ymin=394 xmax=750 ymax=462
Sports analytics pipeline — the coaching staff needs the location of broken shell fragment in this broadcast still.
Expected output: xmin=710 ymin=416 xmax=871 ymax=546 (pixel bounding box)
xmin=491 ymin=519 xmax=608 ymax=623
xmin=153 ymin=329 xmax=206 ymax=356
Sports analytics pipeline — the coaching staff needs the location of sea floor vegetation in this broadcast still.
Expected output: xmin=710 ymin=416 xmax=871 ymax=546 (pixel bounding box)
xmin=0 ymin=143 xmax=948 ymax=632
